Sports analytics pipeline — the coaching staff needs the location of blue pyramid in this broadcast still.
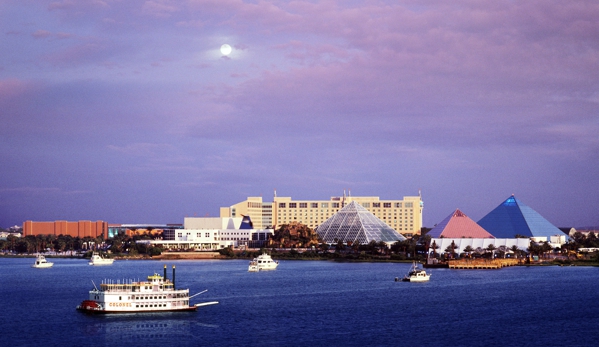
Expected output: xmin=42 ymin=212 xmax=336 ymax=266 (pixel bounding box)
xmin=478 ymin=195 xmax=562 ymax=239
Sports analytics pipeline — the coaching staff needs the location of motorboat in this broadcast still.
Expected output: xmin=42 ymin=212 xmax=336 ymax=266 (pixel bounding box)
xmin=76 ymin=265 xmax=218 ymax=314
xmin=248 ymin=252 xmax=279 ymax=272
xmin=32 ymin=254 xmax=54 ymax=268
xmin=89 ymin=252 xmax=114 ymax=266
xmin=248 ymin=260 xmax=259 ymax=272
xmin=397 ymin=262 xmax=431 ymax=282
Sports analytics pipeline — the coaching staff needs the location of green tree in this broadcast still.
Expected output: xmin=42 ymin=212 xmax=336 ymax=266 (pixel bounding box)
xmin=463 ymin=245 xmax=474 ymax=258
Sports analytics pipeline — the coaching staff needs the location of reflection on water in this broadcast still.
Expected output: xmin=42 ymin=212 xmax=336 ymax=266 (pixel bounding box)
xmin=81 ymin=314 xmax=218 ymax=343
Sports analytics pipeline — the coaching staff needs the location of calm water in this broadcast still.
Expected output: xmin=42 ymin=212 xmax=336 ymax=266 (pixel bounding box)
xmin=1 ymin=258 xmax=597 ymax=347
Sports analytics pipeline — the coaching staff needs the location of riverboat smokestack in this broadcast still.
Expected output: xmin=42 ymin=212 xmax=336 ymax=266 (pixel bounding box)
xmin=164 ymin=264 xmax=167 ymax=281
xmin=172 ymin=265 xmax=176 ymax=289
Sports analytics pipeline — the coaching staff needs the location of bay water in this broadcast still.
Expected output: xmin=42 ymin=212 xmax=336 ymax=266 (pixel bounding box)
xmin=1 ymin=258 xmax=597 ymax=347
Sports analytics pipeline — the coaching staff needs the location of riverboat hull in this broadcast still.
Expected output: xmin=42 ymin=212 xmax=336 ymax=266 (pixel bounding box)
xmin=76 ymin=303 xmax=201 ymax=314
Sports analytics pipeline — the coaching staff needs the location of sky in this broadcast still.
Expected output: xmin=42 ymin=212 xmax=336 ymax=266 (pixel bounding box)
xmin=1 ymin=0 xmax=598 ymax=229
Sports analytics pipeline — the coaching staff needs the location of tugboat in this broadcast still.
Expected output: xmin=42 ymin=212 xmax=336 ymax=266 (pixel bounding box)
xmin=76 ymin=265 xmax=218 ymax=314
xmin=88 ymin=252 xmax=114 ymax=266
xmin=248 ymin=252 xmax=279 ymax=272
xmin=396 ymin=262 xmax=431 ymax=282
xmin=31 ymin=254 xmax=54 ymax=268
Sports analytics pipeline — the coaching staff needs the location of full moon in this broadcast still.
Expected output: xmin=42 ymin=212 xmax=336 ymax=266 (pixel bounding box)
xmin=220 ymin=44 xmax=232 ymax=55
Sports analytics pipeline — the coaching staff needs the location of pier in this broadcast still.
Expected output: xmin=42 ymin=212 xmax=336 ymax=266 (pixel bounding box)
xmin=448 ymin=258 xmax=521 ymax=269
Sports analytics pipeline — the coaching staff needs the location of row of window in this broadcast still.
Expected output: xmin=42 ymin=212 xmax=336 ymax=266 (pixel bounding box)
xmin=178 ymin=232 xmax=250 ymax=238
xmin=278 ymin=211 xmax=413 ymax=216
xmin=276 ymin=202 xmax=414 ymax=208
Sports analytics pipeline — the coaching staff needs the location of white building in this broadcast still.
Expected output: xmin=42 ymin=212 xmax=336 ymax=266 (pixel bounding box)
xmin=429 ymin=238 xmax=530 ymax=256
xmin=138 ymin=216 xmax=274 ymax=250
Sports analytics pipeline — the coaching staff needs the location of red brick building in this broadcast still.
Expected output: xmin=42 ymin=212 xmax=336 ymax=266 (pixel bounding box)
xmin=23 ymin=220 xmax=108 ymax=238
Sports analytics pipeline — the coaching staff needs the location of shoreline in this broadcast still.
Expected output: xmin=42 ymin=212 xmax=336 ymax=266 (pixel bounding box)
xmin=2 ymin=253 xmax=597 ymax=266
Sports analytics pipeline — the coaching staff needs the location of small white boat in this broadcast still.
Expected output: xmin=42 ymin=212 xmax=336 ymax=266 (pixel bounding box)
xmin=32 ymin=254 xmax=54 ymax=268
xmin=89 ymin=252 xmax=114 ymax=266
xmin=248 ymin=253 xmax=279 ymax=272
xmin=398 ymin=262 xmax=431 ymax=282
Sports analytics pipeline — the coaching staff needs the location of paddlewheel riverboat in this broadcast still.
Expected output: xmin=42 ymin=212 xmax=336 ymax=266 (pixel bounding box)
xmin=76 ymin=265 xmax=218 ymax=314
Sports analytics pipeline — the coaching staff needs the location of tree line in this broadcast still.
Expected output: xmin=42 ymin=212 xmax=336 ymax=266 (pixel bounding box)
xmin=0 ymin=232 xmax=164 ymax=257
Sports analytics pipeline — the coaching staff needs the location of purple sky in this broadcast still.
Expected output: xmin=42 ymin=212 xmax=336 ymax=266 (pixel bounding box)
xmin=1 ymin=0 xmax=598 ymax=229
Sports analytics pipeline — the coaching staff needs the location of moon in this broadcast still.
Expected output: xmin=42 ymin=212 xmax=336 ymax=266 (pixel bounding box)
xmin=220 ymin=44 xmax=232 ymax=56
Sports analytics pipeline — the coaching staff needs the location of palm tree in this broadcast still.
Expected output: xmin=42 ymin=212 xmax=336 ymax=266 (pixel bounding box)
xmin=463 ymin=245 xmax=474 ymax=258
xmin=474 ymin=247 xmax=484 ymax=257
xmin=377 ymin=241 xmax=388 ymax=255
xmin=486 ymin=244 xmax=496 ymax=259
xmin=450 ymin=240 xmax=458 ymax=258
xmin=540 ymin=241 xmax=553 ymax=259
xmin=510 ymin=245 xmax=520 ymax=258
xmin=497 ymin=245 xmax=507 ymax=258
xmin=431 ymin=240 xmax=439 ymax=259
xmin=352 ymin=240 xmax=361 ymax=254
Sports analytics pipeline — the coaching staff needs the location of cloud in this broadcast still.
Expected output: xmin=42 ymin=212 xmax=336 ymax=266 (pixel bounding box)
xmin=107 ymin=142 xmax=177 ymax=157
xmin=0 ymin=187 xmax=90 ymax=195
xmin=32 ymin=30 xmax=52 ymax=39
xmin=1 ymin=0 xmax=598 ymax=227
xmin=141 ymin=0 xmax=180 ymax=18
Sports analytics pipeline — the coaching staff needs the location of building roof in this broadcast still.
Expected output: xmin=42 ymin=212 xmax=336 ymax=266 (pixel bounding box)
xmin=477 ymin=195 xmax=563 ymax=239
xmin=427 ymin=209 xmax=494 ymax=238
xmin=316 ymin=201 xmax=407 ymax=244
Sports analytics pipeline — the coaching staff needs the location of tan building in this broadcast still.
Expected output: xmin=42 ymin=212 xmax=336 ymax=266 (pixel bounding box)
xmin=221 ymin=193 xmax=424 ymax=237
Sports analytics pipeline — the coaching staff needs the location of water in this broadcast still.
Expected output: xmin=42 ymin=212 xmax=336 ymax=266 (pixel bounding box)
xmin=1 ymin=258 xmax=597 ymax=347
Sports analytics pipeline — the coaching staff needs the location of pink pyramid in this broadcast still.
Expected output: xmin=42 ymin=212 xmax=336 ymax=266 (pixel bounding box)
xmin=428 ymin=209 xmax=494 ymax=238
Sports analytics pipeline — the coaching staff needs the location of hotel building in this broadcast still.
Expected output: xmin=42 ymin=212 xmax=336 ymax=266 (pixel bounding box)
xmin=220 ymin=193 xmax=424 ymax=237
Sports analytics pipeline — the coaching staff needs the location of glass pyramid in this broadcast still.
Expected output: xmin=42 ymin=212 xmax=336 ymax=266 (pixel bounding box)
xmin=478 ymin=195 xmax=563 ymax=239
xmin=316 ymin=201 xmax=407 ymax=244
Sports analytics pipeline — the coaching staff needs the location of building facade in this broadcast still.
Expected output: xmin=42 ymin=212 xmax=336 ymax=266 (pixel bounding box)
xmin=138 ymin=216 xmax=274 ymax=250
xmin=107 ymin=224 xmax=183 ymax=239
xmin=23 ymin=220 xmax=108 ymax=238
xmin=221 ymin=193 xmax=424 ymax=237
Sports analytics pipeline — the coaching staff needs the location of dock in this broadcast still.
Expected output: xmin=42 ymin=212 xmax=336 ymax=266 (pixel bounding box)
xmin=448 ymin=258 xmax=521 ymax=269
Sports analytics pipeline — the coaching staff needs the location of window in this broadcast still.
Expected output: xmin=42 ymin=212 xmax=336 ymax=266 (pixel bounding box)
xmin=311 ymin=203 xmax=318 ymax=208
xmin=373 ymin=202 xmax=380 ymax=208
xmin=395 ymin=202 xmax=402 ymax=208
xmin=405 ymin=202 xmax=413 ymax=208
xmin=362 ymin=202 xmax=370 ymax=208
xmin=332 ymin=202 xmax=339 ymax=208
xmin=289 ymin=203 xmax=297 ymax=208
xmin=383 ymin=203 xmax=391 ymax=208
xmin=278 ymin=203 xmax=286 ymax=208
xmin=205 ymin=232 xmax=210 ymax=237
xmin=299 ymin=203 xmax=307 ymax=208
xmin=321 ymin=203 xmax=328 ymax=208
